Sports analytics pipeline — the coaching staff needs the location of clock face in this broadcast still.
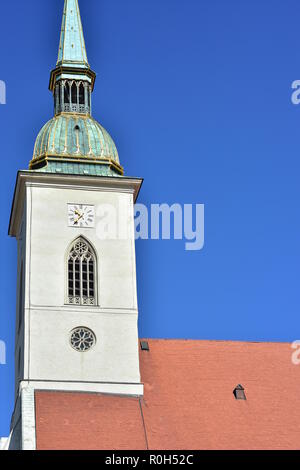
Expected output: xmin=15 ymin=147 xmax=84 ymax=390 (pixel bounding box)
xmin=68 ymin=204 xmax=95 ymax=228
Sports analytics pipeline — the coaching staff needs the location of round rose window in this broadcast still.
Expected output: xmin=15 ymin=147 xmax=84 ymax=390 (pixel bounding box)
xmin=70 ymin=327 xmax=96 ymax=352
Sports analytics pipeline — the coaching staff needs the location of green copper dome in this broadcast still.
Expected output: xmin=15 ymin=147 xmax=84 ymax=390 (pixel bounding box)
xmin=30 ymin=115 xmax=123 ymax=176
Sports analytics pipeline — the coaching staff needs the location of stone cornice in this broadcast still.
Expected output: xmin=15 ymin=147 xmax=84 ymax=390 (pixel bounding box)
xmin=9 ymin=171 xmax=143 ymax=238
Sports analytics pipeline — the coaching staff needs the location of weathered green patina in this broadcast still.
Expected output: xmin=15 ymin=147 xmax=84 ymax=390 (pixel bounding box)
xmin=31 ymin=114 xmax=122 ymax=175
xmin=30 ymin=0 xmax=123 ymax=177
xmin=57 ymin=0 xmax=89 ymax=69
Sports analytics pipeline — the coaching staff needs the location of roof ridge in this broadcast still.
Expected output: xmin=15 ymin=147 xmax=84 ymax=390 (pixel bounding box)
xmin=140 ymin=338 xmax=293 ymax=345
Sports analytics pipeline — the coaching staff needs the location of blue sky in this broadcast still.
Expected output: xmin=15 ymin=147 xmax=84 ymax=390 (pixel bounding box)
xmin=1 ymin=0 xmax=300 ymax=435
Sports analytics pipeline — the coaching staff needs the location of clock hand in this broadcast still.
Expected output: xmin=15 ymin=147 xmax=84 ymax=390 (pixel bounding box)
xmin=74 ymin=213 xmax=84 ymax=224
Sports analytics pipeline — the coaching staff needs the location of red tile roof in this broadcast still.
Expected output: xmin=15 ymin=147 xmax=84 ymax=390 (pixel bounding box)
xmin=35 ymin=340 xmax=300 ymax=450
xmin=35 ymin=392 xmax=146 ymax=450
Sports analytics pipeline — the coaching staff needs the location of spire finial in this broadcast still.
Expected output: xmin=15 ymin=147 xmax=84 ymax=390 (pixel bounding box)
xmin=57 ymin=0 xmax=89 ymax=68
xmin=49 ymin=0 xmax=96 ymax=96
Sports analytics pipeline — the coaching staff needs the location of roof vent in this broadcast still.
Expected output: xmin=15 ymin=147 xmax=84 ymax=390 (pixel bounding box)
xmin=233 ymin=384 xmax=246 ymax=400
xmin=140 ymin=341 xmax=149 ymax=351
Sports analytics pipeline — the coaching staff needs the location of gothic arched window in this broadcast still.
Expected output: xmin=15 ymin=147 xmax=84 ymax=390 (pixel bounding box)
xmin=79 ymin=83 xmax=85 ymax=105
xmin=67 ymin=238 xmax=97 ymax=306
xmin=64 ymin=82 xmax=70 ymax=105
xmin=71 ymin=82 xmax=77 ymax=105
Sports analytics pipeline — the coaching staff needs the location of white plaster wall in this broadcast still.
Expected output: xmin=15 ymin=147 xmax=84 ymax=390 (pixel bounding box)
xmin=22 ymin=182 xmax=141 ymax=385
xmin=29 ymin=309 xmax=140 ymax=383
xmin=0 ymin=438 xmax=8 ymax=450
xmin=27 ymin=186 xmax=137 ymax=310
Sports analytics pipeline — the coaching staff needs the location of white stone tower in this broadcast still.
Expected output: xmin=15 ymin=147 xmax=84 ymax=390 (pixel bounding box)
xmin=6 ymin=0 xmax=143 ymax=450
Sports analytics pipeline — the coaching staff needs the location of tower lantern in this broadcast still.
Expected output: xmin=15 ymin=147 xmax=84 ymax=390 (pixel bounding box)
xmin=49 ymin=0 xmax=96 ymax=116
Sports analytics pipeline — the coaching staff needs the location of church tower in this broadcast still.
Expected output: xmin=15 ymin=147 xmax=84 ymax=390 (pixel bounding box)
xmin=8 ymin=0 xmax=143 ymax=450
